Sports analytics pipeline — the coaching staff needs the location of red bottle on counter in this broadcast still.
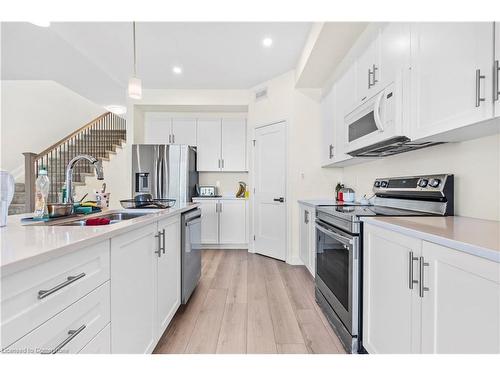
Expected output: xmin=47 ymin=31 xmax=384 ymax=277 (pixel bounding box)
xmin=338 ymin=190 xmax=343 ymax=202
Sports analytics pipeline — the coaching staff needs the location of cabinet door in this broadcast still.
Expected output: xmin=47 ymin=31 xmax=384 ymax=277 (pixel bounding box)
xmin=111 ymin=223 xmax=158 ymax=353
xmin=221 ymin=118 xmax=247 ymax=171
xmin=144 ymin=113 xmax=172 ymax=144
xmin=420 ymin=242 xmax=500 ymax=353
xmin=356 ymin=31 xmax=381 ymax=103
xmin=157 ymin=216 xmax=181 ymax=337
xmin=219 ymin=200 xmax=247 ymax=244
xmin=299 ymin=205 xmax=310 ymax=271
xmin=410 ymin=23 xmax=494 ymax=140
xmin=363 ymin=224 xmax=421 ymax=353
xmin=197 ymin=200 xmax=219 ymax=244
xmin=321 ymin=86 xmax=335 ymax=166
xmin=379 ymin=23 xmax=411 ymax=89
xmin=333 ymin=66 xmax=356 ymax=163
xmin=197 ymin=119 xmax=221 ymax=171
xmin=171 ymin=118 xmax=197 ymax=146
xmin=495 ymin=22 xmax=500 ymax=116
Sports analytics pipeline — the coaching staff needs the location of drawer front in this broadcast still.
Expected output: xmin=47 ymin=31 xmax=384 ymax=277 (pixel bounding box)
xmin=1 ymin=240 xmax=110 ymax=348
xmin=79 ymin=324 xmax=110 ymax=354
xmin=3 ymin=281 xmax=110 ymax=354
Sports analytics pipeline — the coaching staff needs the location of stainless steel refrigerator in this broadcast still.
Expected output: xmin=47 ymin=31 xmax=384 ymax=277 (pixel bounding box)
xmin=131 ymin=144 xmax=198 ymax=204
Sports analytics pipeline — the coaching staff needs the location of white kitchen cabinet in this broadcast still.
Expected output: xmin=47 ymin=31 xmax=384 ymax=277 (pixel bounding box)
xmin=320 ymin=85 xmax=335 ymax=166
xmin=420 ymin=241 xmax=500 ymax=354
xmin=356 ymin=30 xmax=381 ymax=104
xmin=79 ymin=324 xmax=111 ymax=354
xmin=378 ymin=23 xmax=411 ymax=90
xmin=410 ymin=22 xmax=495 ymax=140
xmin=157 ymin=216 xmax=181 ymax=336
xmin=221 ymin=118 xmax=247 ymax=171
xmin=363 ymin=224 xmax=421 ymax=354
xmin=298 ymin=203 xmax=315 ymax=277
xmin=219 ymin=199 xmax=247 ymax=244
xmin=144 ymin=113 xmax=171 ymax=144
xmin=196 ymin=199 xmax=219 ymax=244
xmin=197 ymin=119 xmax=222 ymax=171
xmin=197 ymin=118 xmax=247 ymax=172
xmin=333 ymin=66 xmax=356 ymax=164
xmin=145 ymin=114 xmax=197 ymax=146
xmin=111 ymin=223 xmax=158 ymax=354
xmin=363 ymin=223 xmax=500 ymax=354
xmin=495 ymin=22 xmax=500 ymax=116
xmin=171 ymin=118 xmax=197 ymax=145
xmin=194 ymin=198 xmax=248 ymax=247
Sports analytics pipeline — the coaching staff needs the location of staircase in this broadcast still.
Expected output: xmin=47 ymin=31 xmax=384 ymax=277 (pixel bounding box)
xmin=14 ymin=112 xmax=126 ymax=215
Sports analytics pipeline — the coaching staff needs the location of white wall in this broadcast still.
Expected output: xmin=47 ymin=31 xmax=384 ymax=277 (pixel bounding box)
xmin=248 ymin=70 xmax=343 ymax=264
xmin=0 ymin=80 xmax=104 ymax=180
xmin=341 ymin=133 xmax=500 ymax=221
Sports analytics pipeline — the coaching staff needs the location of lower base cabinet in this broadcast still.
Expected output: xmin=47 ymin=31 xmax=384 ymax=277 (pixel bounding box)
xmin=111 ymin=216 xmax=181 ymax=354
xmin=298 ymin=203 xmax=315 ymax=277
xmin=79 ymin=324 xmax=111 ymax=354
xmin=194 ymin=198 xmax=248 ymax=247
xmin=363 ymin=223 xmax=500 ymax=354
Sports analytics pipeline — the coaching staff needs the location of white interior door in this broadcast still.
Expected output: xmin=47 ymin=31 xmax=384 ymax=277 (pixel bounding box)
xmin=171 ymin=118 xmax=197 ymax=145
xmin=253 ymin=122 xmax=287 ymax=261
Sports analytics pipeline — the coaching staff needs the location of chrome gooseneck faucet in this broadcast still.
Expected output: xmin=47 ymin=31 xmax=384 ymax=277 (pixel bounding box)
xmin=65 ymin=154 xmax=104 ymax=204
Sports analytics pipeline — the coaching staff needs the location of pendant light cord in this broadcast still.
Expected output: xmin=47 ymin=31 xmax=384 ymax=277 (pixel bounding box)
xmin=133 ymin=21 xmax=137 ymax=77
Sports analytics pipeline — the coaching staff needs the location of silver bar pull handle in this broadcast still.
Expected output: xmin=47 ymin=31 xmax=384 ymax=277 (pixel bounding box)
xmin=304 ymin=210 xmax=309 ymax=224
xmin=219 ymin=202 xmax=223 ymax=213
xmin=329 ymin=144 xmax=334 ymax=159
xmin=38 ymin=273 xmax=86 ymax=299
xmin=372 ymin=64 xmax=378 ymax=86
xmin=46 ymin=324 xmax=86 ymax=354
xmin=172 ymin=134 xmax=175 ymax=144
xmin=419 ymin=256 xmax=430 ymax=297
xmin=408 ymin=252 xmax=418 ymax=290
xmin=218 ymin=159 xmax=221 ymax=169
xmin=221 ymin=159 xmax=224 ymax=169
xmin=494 ymin=60 xmax=499 ymax=102
xmin=155 ymin=232 xmax=162 ymax=257
xmin=161 ymin=229 xmax=166 ymax=254
xmin=368 ymin=68 xmax=372 ymax=89
xmin=475 ymin=69 xmax=486 ymax=107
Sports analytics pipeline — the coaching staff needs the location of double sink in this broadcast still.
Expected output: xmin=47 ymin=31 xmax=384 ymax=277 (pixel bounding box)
xmin=46 ymin=212 xmax=150 ymax=226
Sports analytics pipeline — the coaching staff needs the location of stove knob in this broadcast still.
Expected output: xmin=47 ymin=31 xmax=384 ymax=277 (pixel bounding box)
xmin=380 ymin=181 xmax=388 ymax=188
xmin=418 ymin=179 xmax=429 ymax=188
xmin=374 ymin=181 xmax=381 ymax=188
xmin=429 ymin=178 xmax=441 ymax=188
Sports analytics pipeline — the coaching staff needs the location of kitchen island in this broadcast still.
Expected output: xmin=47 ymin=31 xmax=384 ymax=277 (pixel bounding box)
xmin=1 ymin=203 xmax=198 ymax=354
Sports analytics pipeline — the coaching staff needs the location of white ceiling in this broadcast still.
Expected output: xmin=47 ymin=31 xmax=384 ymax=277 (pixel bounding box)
xmin=1 ymin=22 xmax=312 ymax=106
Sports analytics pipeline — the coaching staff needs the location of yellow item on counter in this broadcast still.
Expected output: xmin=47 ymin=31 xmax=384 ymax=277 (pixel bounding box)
xmin=244 ymin=190 xmax=250 ymax=199
xmin=80 ymin=201 xmax=98 ymax=208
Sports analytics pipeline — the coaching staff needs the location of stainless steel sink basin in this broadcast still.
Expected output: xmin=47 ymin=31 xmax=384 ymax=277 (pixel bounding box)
xmin=46 ymin=211 xmax=150 ymax=226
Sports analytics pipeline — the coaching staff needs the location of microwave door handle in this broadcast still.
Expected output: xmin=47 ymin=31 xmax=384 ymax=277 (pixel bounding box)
xmin=373 ymin=90 xmax=385 ymax=132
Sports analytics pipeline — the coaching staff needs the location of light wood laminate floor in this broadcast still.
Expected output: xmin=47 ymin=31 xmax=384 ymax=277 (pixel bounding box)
xmin=153 ymin=250 xmax=346 ymax=354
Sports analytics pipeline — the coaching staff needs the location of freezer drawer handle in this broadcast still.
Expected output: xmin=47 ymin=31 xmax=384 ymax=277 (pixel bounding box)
xmin=38 ymin=273 xmax=86 ymax=299
xmin=43 ymin=324 xmax=86 ymax=354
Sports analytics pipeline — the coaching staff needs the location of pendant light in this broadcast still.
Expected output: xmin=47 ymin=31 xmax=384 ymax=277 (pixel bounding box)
xmin=128 ymin=21 xmax=142 ymax=100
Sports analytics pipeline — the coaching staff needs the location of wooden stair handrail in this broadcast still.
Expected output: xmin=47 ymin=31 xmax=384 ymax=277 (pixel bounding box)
xmin=35 ymin=112 xmax=111 ymax=159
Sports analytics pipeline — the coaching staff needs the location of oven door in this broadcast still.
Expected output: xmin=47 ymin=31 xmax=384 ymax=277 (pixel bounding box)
xmin=315 ymin=220 xmax=359 ymax=334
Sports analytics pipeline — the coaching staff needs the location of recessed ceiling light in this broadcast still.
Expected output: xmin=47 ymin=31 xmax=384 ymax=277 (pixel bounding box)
xmin=105 ymin=105 xmax=127 ymax=115
xmin=31 ymin=21 xmax=51 ymax=27
xmin=262 ymin=37 xmax=273 ymax=47
xmin=172 ymin=66 xmax=182 ymax=75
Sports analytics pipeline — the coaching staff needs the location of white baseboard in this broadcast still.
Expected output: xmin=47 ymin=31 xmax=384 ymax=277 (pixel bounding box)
xmin=287 ymin=256 xmax=304 ymax=266
xmin=200 ymin=244 xmax=248 ymax=250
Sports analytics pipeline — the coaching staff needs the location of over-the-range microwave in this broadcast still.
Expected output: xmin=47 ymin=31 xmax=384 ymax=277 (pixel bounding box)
xmin=344 ymin=81 xmax=400 ymax=154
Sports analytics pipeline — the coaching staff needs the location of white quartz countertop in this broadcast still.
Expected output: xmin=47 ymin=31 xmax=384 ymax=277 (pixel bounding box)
xmin=297 ymin=199 xmax=339 ymax=207
xmin=0 ymin=203 xmax=199 ymax=274
xmin=361 ymin=216 xmax=500 ymax=263
xmin=193 ymin=196 xmax=247 ymax=200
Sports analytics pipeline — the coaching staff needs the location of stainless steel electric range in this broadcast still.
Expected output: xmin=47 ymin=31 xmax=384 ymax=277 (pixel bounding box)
xmin=314 ymin=174 xmax=454 ymax=353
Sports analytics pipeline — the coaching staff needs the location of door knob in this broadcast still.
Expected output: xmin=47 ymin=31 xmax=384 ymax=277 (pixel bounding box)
xmin=273 ymin=197 xmax=285 ymax=203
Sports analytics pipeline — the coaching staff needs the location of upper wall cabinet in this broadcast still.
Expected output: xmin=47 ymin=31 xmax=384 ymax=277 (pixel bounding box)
xmin=320 ymin=85 xmax=335 ymax=166
xmin=355 ymin=32 xmax=381 ymax=104
xmin=197 ymin=118 xmax=247 ymax=172
xmin=410 ymin=23 xmax=495 ymax=141
xmin=495 ymin=22 xmax=500 ymax=115
xmin=144 ymin=114 xmax=197 ymax=146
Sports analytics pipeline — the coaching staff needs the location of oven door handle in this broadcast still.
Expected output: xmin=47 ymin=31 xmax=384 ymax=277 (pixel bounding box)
xmin=315 ymin=222 xmax=353 ymax=246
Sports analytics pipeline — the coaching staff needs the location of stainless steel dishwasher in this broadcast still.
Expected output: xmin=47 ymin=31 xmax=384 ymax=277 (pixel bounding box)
xmin=181 ymin=207 xmax=202 ymax=304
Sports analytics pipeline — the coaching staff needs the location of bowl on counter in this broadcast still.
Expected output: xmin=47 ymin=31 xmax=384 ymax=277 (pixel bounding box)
xmin=47 ymin=203 xmax=74 ymax=218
